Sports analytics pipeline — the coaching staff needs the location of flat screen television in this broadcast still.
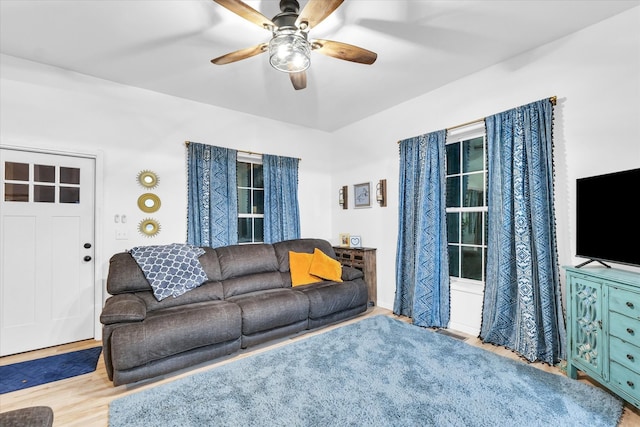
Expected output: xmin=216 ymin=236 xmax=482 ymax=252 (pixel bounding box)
xmin=576 ymin=167 xmax=640 ymax=267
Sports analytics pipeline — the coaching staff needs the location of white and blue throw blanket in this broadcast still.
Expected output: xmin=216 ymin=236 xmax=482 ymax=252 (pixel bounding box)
xmin=129 ymin=243 xmax=209 ymax=301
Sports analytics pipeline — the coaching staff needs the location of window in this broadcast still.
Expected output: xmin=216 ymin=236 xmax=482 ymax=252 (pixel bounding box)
xmin=446 ymin=123 xmax=487 ymax=282
xmin=4 ymin=161 xmax=80 ymax=204
xmin=237 ymin=154 xmax=263 ymax=244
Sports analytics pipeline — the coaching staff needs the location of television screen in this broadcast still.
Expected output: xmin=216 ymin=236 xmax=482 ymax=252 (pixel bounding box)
xmin=576 ymin=168 xmax=640 ymax=267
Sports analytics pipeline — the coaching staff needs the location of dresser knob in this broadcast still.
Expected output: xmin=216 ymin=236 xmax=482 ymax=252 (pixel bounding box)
xmin=627 ymin=354 xmax=635 ymax=361
xmin=627 ymin=328 xmax=635 ymax=335
xmin=627 ymin=301 xmax=635 ymax=309
xmin=627 ymin=380 xmax=635 ymax=388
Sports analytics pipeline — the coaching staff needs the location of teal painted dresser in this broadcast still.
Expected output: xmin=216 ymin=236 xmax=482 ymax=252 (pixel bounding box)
xmin=565 ymin=266 xmax=640 ymax=408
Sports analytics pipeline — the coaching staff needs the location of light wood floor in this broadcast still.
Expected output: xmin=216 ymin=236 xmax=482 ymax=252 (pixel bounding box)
xmin=1 ymin=307 xmax=638 ymax=426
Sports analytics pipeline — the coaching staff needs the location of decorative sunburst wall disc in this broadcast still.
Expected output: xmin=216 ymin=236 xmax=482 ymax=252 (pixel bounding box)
xmin=137 ymin=193 xmax=161 ymax=213
xmin=137 ymin=170 xmax=159 ymax=189
xmin=138 ymin=218 xmax=161 ymax=237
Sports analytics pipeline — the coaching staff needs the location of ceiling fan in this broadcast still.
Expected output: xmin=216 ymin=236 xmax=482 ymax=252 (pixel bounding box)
xmin=210 ymin=0 xmax=377 ymax=90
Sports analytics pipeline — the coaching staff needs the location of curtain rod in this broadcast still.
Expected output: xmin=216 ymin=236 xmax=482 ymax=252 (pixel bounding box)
xmin=397 ymin=96 xmax=557 ymax=143
xmin=184 ymin=141 xmax=301 ymax=161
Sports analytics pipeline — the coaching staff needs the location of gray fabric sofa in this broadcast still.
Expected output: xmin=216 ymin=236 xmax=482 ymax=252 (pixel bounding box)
xmin=100 ymin=238 xmax=369 ymax=386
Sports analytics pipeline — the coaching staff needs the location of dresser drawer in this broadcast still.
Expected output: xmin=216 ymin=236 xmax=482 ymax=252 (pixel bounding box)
xmin=334 ymin=249 xmax=366 ymax=267
xmin=610 ymin=361 xmax=640 ymax=404
xmin=611 ymin=335 xmax=640 ymax=374
xmin=610 ymin=286 xmax=640 ymax=320
xmin=610 ymin=311 xmax=640 ymax=347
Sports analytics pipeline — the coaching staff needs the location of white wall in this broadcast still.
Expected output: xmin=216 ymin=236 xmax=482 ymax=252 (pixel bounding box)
xmin=0 ymin=54 xmax=336 ymax=336
xmin=331 ymin=7 xmax=640 ymax=319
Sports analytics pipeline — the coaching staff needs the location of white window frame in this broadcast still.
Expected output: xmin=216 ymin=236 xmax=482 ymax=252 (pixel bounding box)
xmin=237 ymin=152 xmax=263 ymax=244
xmin=446 ymin=122 xmax=487 ymax=288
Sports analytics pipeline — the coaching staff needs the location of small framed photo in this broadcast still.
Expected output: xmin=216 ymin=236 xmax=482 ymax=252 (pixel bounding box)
xmin=353 ymin=182 xmax=371 ymax=208
xmin=339 ymin=233 xmax=350 ymax=247
xmin=350 ymin=235 xmax=362 ymax=248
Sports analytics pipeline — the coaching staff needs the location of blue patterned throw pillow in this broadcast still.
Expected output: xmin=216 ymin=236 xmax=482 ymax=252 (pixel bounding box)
xmin=129 ymin=243 xmax=209 ymax=301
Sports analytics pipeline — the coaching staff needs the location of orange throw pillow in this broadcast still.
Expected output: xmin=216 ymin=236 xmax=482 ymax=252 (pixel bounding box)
xmin=289 ymin=251 xmax=323 ymax=287
xmin=309 ymin=248 xmax=343 ymax=282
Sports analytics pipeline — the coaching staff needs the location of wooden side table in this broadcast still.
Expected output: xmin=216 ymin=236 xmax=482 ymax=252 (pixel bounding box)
xmin=333 ymin=246 xmax=377 ymax=306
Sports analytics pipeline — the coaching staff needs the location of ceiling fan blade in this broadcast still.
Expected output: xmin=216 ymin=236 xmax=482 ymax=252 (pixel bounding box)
xmin=211 ymin=43 xmax=268 ymax=65
xmin=296 ymin=0 xmax=344 ymax=30
xmin=213 ymin=0 xmax=274 ymax=29
xmin=312 ymin=39 xmax=377 ymax=65
xmin=290 ymin=71 xmax=307 ymax=90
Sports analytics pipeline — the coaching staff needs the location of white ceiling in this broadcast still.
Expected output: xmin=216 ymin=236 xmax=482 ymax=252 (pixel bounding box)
xmin=1 ymin=1 xmax=638 ymax=132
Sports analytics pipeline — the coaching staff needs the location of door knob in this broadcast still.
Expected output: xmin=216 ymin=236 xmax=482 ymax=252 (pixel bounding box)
xmin=83 ymin=256 xmax=92 ymax=262
xmin=84 ymin=243 xmax=92 ymax=249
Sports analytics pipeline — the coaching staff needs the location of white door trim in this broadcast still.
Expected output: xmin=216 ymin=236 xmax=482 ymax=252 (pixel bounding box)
xmin=0 ymin=143 xmax=105 ymax=340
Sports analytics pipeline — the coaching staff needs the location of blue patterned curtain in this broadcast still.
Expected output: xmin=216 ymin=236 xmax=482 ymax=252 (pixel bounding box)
xmin=263 ymin=154 xmax=301 ymax=243
xmin=480 ymin=99 xmax=566 ymax=364
xmin=186 ymin=142 xmax=238 ymax=247
xmin=394 ymin=130 xmax=450 ymax=327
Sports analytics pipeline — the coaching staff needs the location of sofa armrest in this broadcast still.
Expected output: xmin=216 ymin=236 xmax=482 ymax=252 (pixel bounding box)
xmin=100 ymin=294 xmax=146 ymax=325
xmin=341 ymin=266 xmax=364 ymax=281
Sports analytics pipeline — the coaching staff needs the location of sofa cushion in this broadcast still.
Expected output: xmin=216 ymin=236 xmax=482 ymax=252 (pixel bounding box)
xmin=296 ymin=279 xmax=368 ymax=320
xmin=107 ymin=253 xmax=152 ymax=294
xmin=273 ymin=239 xmax=336 ymax=273
xmin=227 ymin=289 xmax=309 ymax=335
xmin=199 ymin=247 xmax=223 ymax=281
xmin=100 ymin=294 xmax=146 ymax=325
xmin=289 ymin=251 xmax=323 ymax=287
xmin=309 ymin=248 xmax=343 ymax=282
xmin=129 ymin=244 xmax=209 ymax=301
xmin=221 ymin=271 xmax=285 ymax=298
xmin=341 ymin=266 xmax=365 ymax=281
xmin=136 ymin=281 xmax=225 ymax=313
xmin=109 ymin=300 xmax=241 ymax=371
xmin=215 ymin=244 xmax=279 ymax=280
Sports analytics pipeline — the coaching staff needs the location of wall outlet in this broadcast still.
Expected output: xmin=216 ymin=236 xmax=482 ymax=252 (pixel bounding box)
xmin=115 ymin=230 xmax=128 ymax=240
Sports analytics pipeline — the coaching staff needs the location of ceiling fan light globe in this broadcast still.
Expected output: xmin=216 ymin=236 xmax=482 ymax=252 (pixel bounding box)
xmin=268 ymin=30 xmax=310 ymax=73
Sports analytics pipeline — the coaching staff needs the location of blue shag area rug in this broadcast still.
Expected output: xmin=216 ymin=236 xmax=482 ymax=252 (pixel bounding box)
xmin=0 ymin=346 xmax=102 ymax=394
xmin=109 ymin=316 xmax=622 ymax=426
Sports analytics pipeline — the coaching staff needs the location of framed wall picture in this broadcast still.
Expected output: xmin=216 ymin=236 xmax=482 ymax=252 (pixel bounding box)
xmin=354 ymin=182 xmax=371 ymax=208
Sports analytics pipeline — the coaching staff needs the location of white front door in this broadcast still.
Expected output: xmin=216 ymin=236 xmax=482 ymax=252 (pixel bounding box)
xmin=0 ymin=148 xmax=95 ymax=356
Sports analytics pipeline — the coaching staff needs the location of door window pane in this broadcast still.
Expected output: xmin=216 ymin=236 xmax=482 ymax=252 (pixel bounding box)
xmin=34 ymin=185 xmax=55 ymax=203
xmin=4 ymin=183 xmax=29 ymax=201
xmin=60 ymin=187 xmax=80 ymax=203
xmin=60 ymin=167 xmax=80 ymax=184
xmin=5 ymin=162 xmax=29 ymax=181
xmin=35 ymin=164 xmax=55 ymax=183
